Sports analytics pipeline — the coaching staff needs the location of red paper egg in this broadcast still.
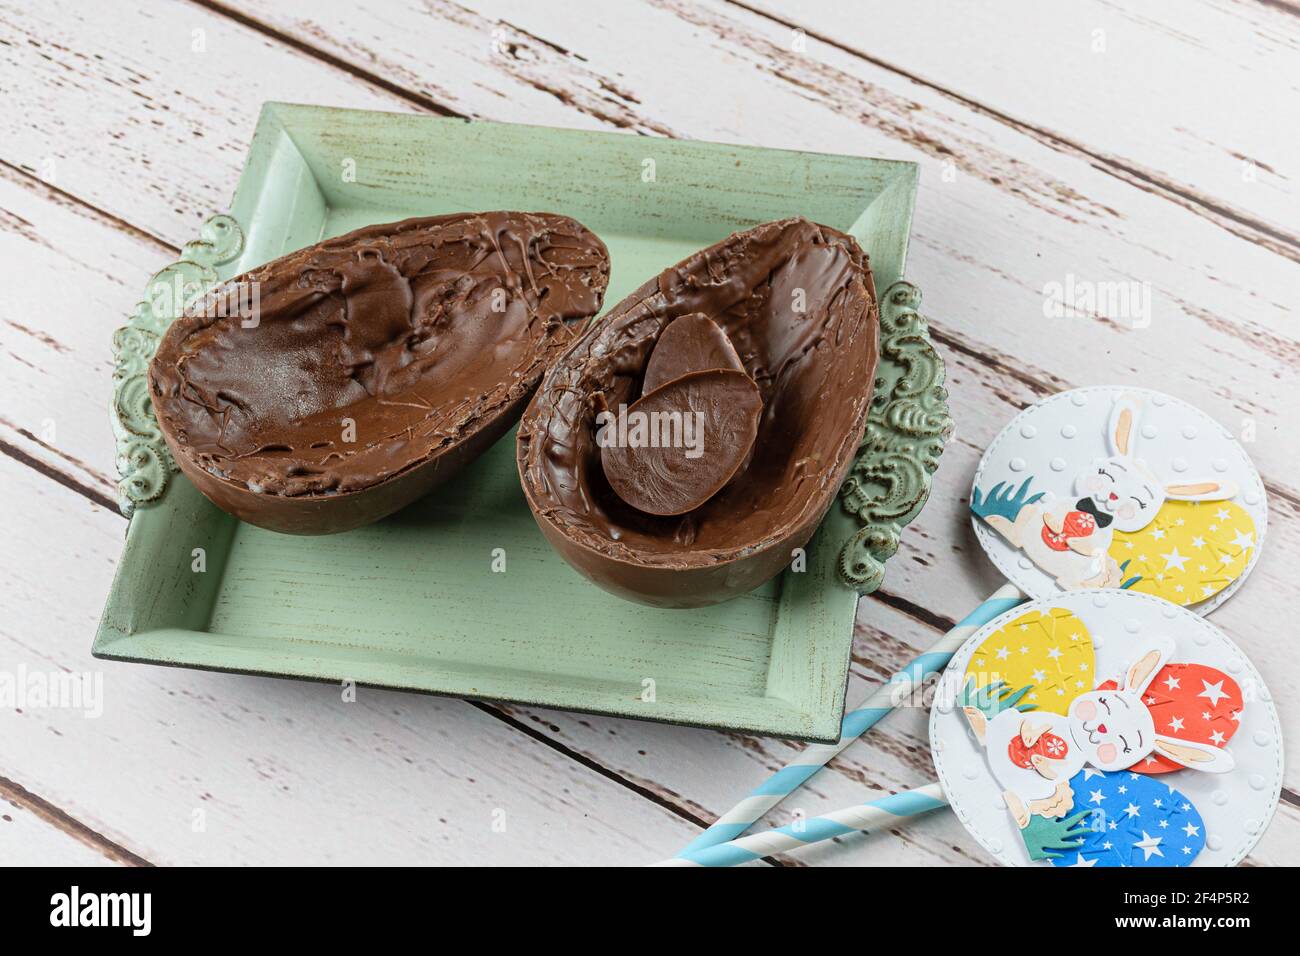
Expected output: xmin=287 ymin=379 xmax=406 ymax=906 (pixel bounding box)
xmin=1100 ymin=662 xmax=1241 ymax=774
xmin=1007 ymin=731 xmax=1070 ymax=769
xmin=1040 ymin=510 xmax=1096 ymax=552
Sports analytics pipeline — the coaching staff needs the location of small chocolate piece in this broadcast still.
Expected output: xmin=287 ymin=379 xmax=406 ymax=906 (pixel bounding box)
xmin=644 ymin=313 xmax=757 ymax=476
xmin=150 ymin=212 xmax=610 ymax=534
xmin=517 ymin=216 xmax=879 ymax=608
xmin=642 ymin=313 xmax=744 ymax=394
xmin=600 ymin=369 xmax=762 ymax=516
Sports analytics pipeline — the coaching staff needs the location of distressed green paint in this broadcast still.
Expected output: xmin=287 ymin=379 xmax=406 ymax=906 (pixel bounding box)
xmin=110 ymin=215 xmax=244 ymax=515
xmin=837 ymin=282 xmax=952 ymax=591
xmin=96 ymin=103 xmax=946 ymax=741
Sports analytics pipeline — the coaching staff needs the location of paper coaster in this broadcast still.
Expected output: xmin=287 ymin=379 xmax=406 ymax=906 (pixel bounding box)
xmin=930 ymin=589 xmax=1282 ymax=867
xmin=970 ymin=387 xmax=1266 ymax=613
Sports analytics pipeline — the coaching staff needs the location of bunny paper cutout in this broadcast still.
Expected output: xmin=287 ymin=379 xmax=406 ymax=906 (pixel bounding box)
xmin=973 ymin=394 xmax=1239 ymax=593
xmin=960 ymin=609 xmax=1238 ymax=865
xmin=934 ymin=591 xmax=1281 ymax=868
xmin=1100 ymin=662 xmax=1243 ymax=774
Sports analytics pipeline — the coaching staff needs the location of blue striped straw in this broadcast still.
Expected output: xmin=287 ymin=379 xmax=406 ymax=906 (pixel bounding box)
xmin=655 ymin=783 xmax=949 ymax=866
xmin=677 ymin=584 xmax=1026 ymax=857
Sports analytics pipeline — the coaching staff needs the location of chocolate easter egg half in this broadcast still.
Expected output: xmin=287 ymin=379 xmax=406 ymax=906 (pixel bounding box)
xmin=149 ymin=212 xmax=610 ymax=534
xmin=517 ymin=217 xmax=879 ymax=607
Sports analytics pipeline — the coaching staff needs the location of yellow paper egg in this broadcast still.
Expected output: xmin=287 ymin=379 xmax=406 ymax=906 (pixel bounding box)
xmin=964 ymin=607 xmax=1095 ymax=716
xmin=1109 ymin=500 xmax=1256 ymax=606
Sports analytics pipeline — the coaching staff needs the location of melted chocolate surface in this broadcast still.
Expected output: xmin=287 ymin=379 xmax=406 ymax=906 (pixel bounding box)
xmin=517 ymin=217 xmax=879 ymax=604
xmin=150 ymin=212 xmax=609 ymax=532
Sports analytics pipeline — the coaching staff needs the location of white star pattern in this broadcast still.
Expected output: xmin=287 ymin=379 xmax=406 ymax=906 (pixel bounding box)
xmin=1161 ymin=547 xmax=1189 ymax=572
xmin=1230 ymin=529 xmax=1254 ymax=551
xmin=1168 ymin=716 xmax=1184 ymax=732
xmin=1068 ymin=852 xmax=1097 ymax=867
xmin=1210 ymin=730 xmax=1226 ymax=745
xmin=1163 ymin=675 xmax=1181 ymax=691
xmin=1183 ymin=822 xmax=1200 ymax=837
xmin=1199 ymin=679 xmax=1230 ymax=707
xmin=1134 ymin=832 xmax=1164 ymax=861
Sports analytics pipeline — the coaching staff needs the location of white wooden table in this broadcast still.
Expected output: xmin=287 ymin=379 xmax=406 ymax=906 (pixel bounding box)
xmin=3 ymin=0 xmax=1297 ymax=866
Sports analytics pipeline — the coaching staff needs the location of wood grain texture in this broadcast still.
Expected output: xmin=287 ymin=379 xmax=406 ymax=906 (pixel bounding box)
xmin=736 ymin=0 xmax=1300 ymax=248
xmin=0 ymin=777 xmax=126 ymax=866
xmin=1 ymin=456 xmax=712 ymax=865
xmin=0 ymin=0 xmax=1296 ymax=865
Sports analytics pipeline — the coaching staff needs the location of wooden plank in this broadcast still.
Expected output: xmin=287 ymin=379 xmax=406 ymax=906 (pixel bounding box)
xmin=0 ymin=0 xmax=411 ymax=246
xmin=505 ymin=599 xmax=1001 ymax=865
xmin=736 ymin=0 xmax=1300 ymax=245
xmin=0 ymin=161 xmax=169 ymax=498
xmin=2 ymin=0 xmax=1296 ymax=864
xmin=0 ymin=453 xmax=707 ymax=865
xmin=0 ymin=776 xmax=126 ymax=866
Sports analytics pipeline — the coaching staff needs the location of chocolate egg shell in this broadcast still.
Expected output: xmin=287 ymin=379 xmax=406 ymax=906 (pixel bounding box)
xmin=517 ymin=217 xmax=879 ymax=608
xmin=149 ymin=212 xmax=610 ymax=534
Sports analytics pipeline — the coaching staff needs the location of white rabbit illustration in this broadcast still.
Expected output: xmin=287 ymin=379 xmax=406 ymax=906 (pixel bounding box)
xmin=983 ymin=395 xmax=1237 ymax=590
xmin=963 ymin=635 xmax=1235 ymax=830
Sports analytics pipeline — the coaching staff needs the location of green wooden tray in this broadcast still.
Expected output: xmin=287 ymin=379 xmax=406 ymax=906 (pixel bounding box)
xmin=95 ymin=104 xmax=949 ymax=742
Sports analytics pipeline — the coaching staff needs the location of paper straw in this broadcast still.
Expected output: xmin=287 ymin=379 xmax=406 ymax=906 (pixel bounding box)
xmin=677 ymin=583 xmax=1026 ymax=857
xmin=655 ymin=783 xmax=948 ymax=866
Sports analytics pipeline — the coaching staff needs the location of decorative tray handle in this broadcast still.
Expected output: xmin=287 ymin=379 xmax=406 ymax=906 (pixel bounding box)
xmin=110 ymin=214 xmax=245 ymax=516
xmin=837 ymin=281 xmax=953 ymax=593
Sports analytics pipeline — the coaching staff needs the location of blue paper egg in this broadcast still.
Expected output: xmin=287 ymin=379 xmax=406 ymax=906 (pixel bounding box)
xmin=1049 ymin=768 xmax=1207 ymax=867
